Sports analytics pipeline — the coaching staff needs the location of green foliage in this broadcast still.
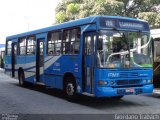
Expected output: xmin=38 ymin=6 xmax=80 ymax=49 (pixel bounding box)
xmin=55 ymin=0 xmax=160 ymax=28
xmin=55 ymin=11 xmax=66 ymax=23
xmin=66 ymin=3 xmax=80 ymax=19
xmin=98 ymin=0 xmax=124 ymax=16
xmin=138 ymin=12 xmax=158 ymax=28
xmin=67 ymin=3 xmax=79 ymax=14
xmin=155 ymin=15 xmax=160 ymax=27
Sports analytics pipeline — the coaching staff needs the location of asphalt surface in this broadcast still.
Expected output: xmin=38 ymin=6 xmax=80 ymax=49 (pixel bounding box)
xmin=0 ymin=69 xmax=160 ymax=114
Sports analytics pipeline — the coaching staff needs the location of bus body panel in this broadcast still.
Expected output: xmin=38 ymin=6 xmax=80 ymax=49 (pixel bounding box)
xmin=4 ymin=16 xmax=153 ymax=98
xmin=44 ymin=55 xmax=82 ymax=89
xmin=95 ymin=84 xmax=153 ymax=97
xmin=94 ymin=68 xmax=153 ymax=97
xmin=5 ymin=55 xmax=12 ymax=76
xmin=24 ymin=55 xmax=36 ymax=83
xmin=81 ymin=24 xmax=97 ymax=33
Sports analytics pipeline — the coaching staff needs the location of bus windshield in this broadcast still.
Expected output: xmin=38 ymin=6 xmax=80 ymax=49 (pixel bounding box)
xmin=97 ymin=30 xmax=152 ymax=68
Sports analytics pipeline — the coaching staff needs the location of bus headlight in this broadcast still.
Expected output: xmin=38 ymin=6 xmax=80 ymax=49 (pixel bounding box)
xmin=143 ymin=80 xmax=147 ymax=84
xmin=98 ymin=80 xmax=108 ymax=85
xmin=148 ymin=80 xmax=151 ymax=83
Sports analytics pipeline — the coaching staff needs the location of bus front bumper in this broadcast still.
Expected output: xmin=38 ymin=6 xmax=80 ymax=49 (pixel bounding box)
xmin=95 ymin=84 xmax=153 ymax=97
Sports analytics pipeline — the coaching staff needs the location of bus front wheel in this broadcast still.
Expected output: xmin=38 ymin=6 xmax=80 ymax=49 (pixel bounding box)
xmin=18 ymin=71 xmax=27 ymax=87
xmin=111 ymin=96 xmax=124 ymax=100
xmin=64 ymin=79 xmax=77 ymax=101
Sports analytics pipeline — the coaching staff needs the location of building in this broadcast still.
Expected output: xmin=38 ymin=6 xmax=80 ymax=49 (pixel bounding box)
xmin=0 ymin=44 xmax=5 ymax=68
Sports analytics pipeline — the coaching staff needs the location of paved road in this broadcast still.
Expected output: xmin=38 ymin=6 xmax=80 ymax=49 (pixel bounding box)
xmin=0 ymin=70 xmax=160 ymax=114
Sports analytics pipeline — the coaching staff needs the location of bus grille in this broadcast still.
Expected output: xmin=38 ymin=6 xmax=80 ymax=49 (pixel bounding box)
xmin=119 ymin=72 xmax=138 ymax=77
xmin=116 ymin=79 xmax=141 ymax=85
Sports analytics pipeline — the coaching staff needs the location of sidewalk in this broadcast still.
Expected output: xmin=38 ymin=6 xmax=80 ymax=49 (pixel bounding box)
xmin=0 ymin=68 xmax=5 ymax=72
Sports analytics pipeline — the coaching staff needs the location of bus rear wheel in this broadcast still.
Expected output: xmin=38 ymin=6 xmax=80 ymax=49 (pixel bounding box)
xmin=64 ymin=79 xmax=77 ymax=101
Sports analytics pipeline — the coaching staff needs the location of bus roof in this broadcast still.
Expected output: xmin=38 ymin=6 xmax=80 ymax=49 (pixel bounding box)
xmin=6 ymin=15 xmax=148 ymax=40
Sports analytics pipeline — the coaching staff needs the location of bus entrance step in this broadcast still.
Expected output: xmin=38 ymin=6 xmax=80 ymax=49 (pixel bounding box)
xmin=35 ymin=82 xmax=45 ymax=86
xmin=46 ymin=86 xmax=54 ymax=89
xmin=82 ymin=92 xmax=94 ymax=97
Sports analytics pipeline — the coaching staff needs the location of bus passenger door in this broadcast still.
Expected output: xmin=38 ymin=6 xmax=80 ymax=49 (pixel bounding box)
xmin=36 ymin=39 xmax=44 ymax=82
xmin=11 ymin=42 xmax=17 ymax=77
xmin=83 ymin=32 xmax=96 ymax=94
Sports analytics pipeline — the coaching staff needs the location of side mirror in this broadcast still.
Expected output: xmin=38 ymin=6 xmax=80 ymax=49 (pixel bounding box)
xmin=97 ymin=39 xmax=103 ymax=50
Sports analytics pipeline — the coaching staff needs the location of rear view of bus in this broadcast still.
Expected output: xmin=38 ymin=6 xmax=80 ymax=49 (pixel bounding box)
xmin=94 ymin=17 xmax=153 ymax=97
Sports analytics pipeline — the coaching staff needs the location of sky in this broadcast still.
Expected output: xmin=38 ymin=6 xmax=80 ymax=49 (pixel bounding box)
xmin=0 ymin=0 xmax=61 ymax=44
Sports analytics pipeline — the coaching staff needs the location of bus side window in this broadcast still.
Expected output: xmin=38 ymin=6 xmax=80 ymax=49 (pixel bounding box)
xmin=47 ymin=31 xmax=62 ymax=55
xmin=6 ymin=41 xmax=12 ymax=55
xmin=18 ymin=37 xmax=26 ymax=55
xmin=63 ymin=28 xmax=80 ymax=54
xmin=71 ymin=29 xmax=80 ymax=54
xmin=26 ymin=36 xmax=36 ymax=55
xmin=63 ymin=30 xmax=70 ymax=54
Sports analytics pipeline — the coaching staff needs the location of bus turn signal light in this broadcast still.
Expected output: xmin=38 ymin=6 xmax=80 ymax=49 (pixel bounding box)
xmin=98 ymin=80 xmax=108 ymax=85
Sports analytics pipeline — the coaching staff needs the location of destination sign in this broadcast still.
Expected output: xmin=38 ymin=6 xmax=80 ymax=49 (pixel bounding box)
xmin=99 ymin=18 xmax=116 ymax=28
xmin=99 ymin=17 xmax=149 ymax=31
xmin=119 ymin=21 xmax=144 ymax=29
xmin=105 ymin=20 xmax=115 ymax=27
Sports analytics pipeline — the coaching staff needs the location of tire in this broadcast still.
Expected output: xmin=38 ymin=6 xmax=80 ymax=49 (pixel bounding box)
xmin=111 ymin=96 xmax=124 ymax=100
xmin=18 ymin=71 xmax=27 ymax=87
xmin=64 ymin=78 xmax=77 ymax=102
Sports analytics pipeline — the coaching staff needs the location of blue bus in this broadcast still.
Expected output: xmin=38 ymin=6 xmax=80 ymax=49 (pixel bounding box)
xmin=5 ymin=16 xmax=153 ymax=100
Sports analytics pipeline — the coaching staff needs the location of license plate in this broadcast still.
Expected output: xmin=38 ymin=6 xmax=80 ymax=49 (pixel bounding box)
xmin=125 ymin=88 xmax=134 ymax=93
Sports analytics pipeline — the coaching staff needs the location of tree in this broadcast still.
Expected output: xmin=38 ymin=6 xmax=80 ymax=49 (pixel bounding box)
xmin=55 ymin=11 xmax=66 ymax=23
xmin=155 ymin=15 xmax=160 ymax=28
xmin=55 ymin=0 xmax=160 ymax=28
xmin=117 ymin=0 xmax=160 ymax=16
xmin=138 ymin=12 xmax=158 ymax=28
xmin=66 ymin=3 xmax=80 ymax=19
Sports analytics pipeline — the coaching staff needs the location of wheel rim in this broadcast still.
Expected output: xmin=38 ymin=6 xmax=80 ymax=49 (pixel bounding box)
xmin=66 ymin=83 xmax=74 ymax=96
